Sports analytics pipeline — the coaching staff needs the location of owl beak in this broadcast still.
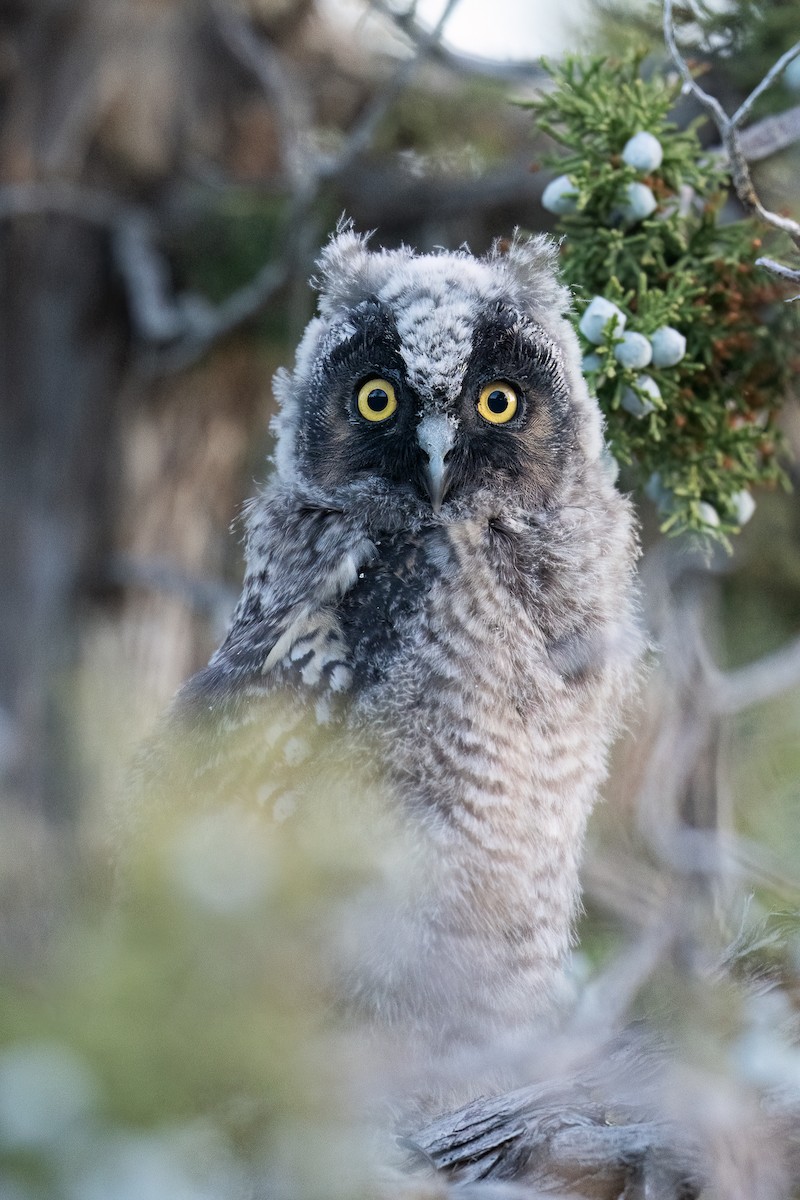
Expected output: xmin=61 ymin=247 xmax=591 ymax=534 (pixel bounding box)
xmin=417 ymin=414 xmax=455 ymax=513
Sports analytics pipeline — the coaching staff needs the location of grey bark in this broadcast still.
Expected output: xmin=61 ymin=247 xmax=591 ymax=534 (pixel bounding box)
xmin=0 ymin=214 xmax=127 ymax=819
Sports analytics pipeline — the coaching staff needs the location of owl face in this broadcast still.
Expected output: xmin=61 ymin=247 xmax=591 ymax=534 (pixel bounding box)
xmin=273 ymin=230 xmax=603 ymax=520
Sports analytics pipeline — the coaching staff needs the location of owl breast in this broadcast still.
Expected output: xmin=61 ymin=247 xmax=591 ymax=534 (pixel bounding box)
xmin=279 ymin=509 xmax=614 ymax=1061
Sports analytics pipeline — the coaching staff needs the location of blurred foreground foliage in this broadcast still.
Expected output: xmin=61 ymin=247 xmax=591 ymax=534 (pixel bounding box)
xmin=4 ymin=731 xmax=800 ymax=1198
xmin=2 ymin=607 xmax=800 ymax=1198
xmin=0 ymin=740 xmax=392 ymax=1200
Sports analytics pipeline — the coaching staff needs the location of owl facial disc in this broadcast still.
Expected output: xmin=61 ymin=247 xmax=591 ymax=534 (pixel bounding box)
xmin=416 ymin=413 xmax=456 ymax=513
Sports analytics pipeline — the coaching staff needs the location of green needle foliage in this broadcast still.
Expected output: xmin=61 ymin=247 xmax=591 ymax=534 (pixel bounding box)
xmin=525 ymin=54 xmax=799 ymax=544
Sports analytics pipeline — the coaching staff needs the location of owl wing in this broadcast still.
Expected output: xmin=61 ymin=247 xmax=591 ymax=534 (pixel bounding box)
xmin=143 ymin=608 xmax=348 ymax=813
xmin=137 ymin=504 xmax=379 ymax=811
xmin=137 ymin=495 xmax=452 ymax=821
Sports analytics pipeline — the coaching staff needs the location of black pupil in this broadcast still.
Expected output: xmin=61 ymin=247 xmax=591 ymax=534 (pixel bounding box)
xmin=487 ymin=389 xmax=510 ymax=414
xmin=367 ymin=388 xmax=389 ymax=412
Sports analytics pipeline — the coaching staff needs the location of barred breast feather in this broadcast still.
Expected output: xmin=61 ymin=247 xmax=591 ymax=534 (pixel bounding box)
xmin=143 ymin=226 xmax=641 ymax=1107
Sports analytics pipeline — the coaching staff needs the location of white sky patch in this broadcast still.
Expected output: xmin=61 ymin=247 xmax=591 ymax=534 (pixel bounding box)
xmin=321 ymin=0 xmax=595 ymax=62
xmin=415 ymin=0 xmax=590 ymax=60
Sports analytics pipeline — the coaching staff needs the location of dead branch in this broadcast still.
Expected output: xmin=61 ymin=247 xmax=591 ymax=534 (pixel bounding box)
xmin=133 ymin=0 xmax=465 ymax=370
xmin=320 ymin=0 xmax=463 ymax=177
xmin=107 ymin=554 xmax=238 ymax=630
xmin=0 ymin=0 xmax=470 ymax=374
xmin=368 ymin=0 xmax=546 ymax=82
xmin=404 ymin=1080 xmax=702 ymax=1197
xmin=211 ymin=0 xmax=315 ymax=195
xmin=5 ymin=2 xmax=800 ymax=370
xmin=663 ymin=0 xmax=800 ymax=295
xmin=712 ymin=633 xmax=800 ymax=715
xmin=0 ymin=180 xmax=122 ymax=225
xmin=710 ymin=104 xmax=800 ymax=165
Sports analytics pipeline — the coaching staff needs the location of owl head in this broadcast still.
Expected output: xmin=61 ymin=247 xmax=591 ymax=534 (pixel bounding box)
xmin=271 ymin=225 xmax=606 ymax=520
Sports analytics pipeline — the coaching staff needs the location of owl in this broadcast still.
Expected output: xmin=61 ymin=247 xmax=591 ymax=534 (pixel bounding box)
xmin=152 ymin=226 xmax=640 ymax=1104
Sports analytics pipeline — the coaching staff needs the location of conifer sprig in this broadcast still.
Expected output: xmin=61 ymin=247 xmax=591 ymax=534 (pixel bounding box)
xmin=525 ymin=54 xmax=798 ymax=543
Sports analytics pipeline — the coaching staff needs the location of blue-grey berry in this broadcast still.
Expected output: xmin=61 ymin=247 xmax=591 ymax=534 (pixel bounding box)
xmin=582 ymin=353 xmax=602 ymax=373
xmin=650 ymin=326 xmax=687 ymax=367
xmin=697 ymin=501 xmax=720 ymax=528
xmin=541 ymin=175 xmax=579 ymax=215
xmin=785 ymin=56 xmax=800 ymax=92
xmin=621 ymin=374 xmax=660 ymax=417
xmin=614 ymin=331 xmax=652 ymax=369
xmin=645 ymin=472 xmax=676 ymax=513
xmin=622 ymin=131 xmax=663 ymax=172
xmin=619 ymin=182 xmax=657 ymax=222
xmin=579 ymin=296 xmax=627 ymax=345
xmin=732 ymin=490 xmax=756 ymax=525
xmin=645 ymin=472 xmax=665 ymax=503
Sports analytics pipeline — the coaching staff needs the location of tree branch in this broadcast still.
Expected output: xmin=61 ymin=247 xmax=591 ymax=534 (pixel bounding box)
xmin=368 ymin=0 xmax=546 ymax=82
xmin=711 ymin=104 xmax=800 ymax=165
xmin=144 ymin=0 xmax=466 ymax=369
xmin=405 ymin=1080 xmax=702 ymax=1194
xmin=0 ymin=180 xmax=121 ymax=225
xmin=712 ymin=633 xmax=800 ymax=715
xmin=321 ymin=0 xmax=464 ymax=178
xmin=210 ymin=0 xmax=316 ymax=196
xmin=663 ymin=0 xmax=800 ymax=294
xmin=732 ymin=41 xmax=800 ymax=129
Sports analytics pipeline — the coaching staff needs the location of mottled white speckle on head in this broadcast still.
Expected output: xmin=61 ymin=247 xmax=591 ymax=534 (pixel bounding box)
xmin=375 ymin=260 xmax=490 ymax=403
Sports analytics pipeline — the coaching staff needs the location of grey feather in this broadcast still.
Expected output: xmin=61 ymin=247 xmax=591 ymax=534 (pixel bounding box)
xmin=155 ymin=226 xmax=642 ymax=1109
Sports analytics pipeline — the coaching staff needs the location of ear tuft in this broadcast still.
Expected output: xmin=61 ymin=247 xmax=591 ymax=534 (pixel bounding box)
xmin=486 ymin=231 xmax=572 ymax=319
xmin=312 ymin=221 xmax=381 ymax=317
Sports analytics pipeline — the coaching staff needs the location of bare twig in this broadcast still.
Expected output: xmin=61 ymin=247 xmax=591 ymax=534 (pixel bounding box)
xmin=0 ymin=180 xmax=122 ymax=225
xmin=370 ymin=0 xmax=546 ymax=81
xmin=663 ymin=0 xmax=800 ymax=294
xmin=146 ymin=0 xmax=463 ymax=368
xmin=210 ymin=0 xmax=315 ymax=195
xmin=112 ymin=214 xmax=205 ymax=344
xmin=0 ymin=0 xmax=469 ymax=373
xmin=711 ymin=104 xmax=800 ymax=166
xmin=712 ymin=634 xmax=800 ymax=715
xmin=753 ymin=255 xmax=800 ymax=285
xmin=150 ymin=0 xmax=468 ymax=366
xmin=108 ymin=554 xmax=237 ymax=634
xmin=321 ymin=0 xmax=463 ymax=177
xmin=405 ymin=1077 xmax=702 ymax=1193
xmin=732 ymin=41 xmax=800 ymax=129
xmin=143 ymin=240 xmax=298 ymax=374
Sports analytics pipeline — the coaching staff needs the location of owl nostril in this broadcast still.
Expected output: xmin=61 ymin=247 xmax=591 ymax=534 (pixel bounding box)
xmin=422 ymin=443 xmax=453 ymax=472
xmin=416 ymin=413 xmax=456 ymax=513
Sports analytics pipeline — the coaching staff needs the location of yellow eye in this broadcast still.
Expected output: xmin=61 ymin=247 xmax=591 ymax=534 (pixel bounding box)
xmin=477 ymin=381 xmax=519 ymax=424
xmin=356 ymin=378 xmax=398 ymax=423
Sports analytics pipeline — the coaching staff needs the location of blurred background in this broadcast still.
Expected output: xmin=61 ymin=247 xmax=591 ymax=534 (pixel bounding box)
xmin=1 ymin=1 xmax=799 ymax=1196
